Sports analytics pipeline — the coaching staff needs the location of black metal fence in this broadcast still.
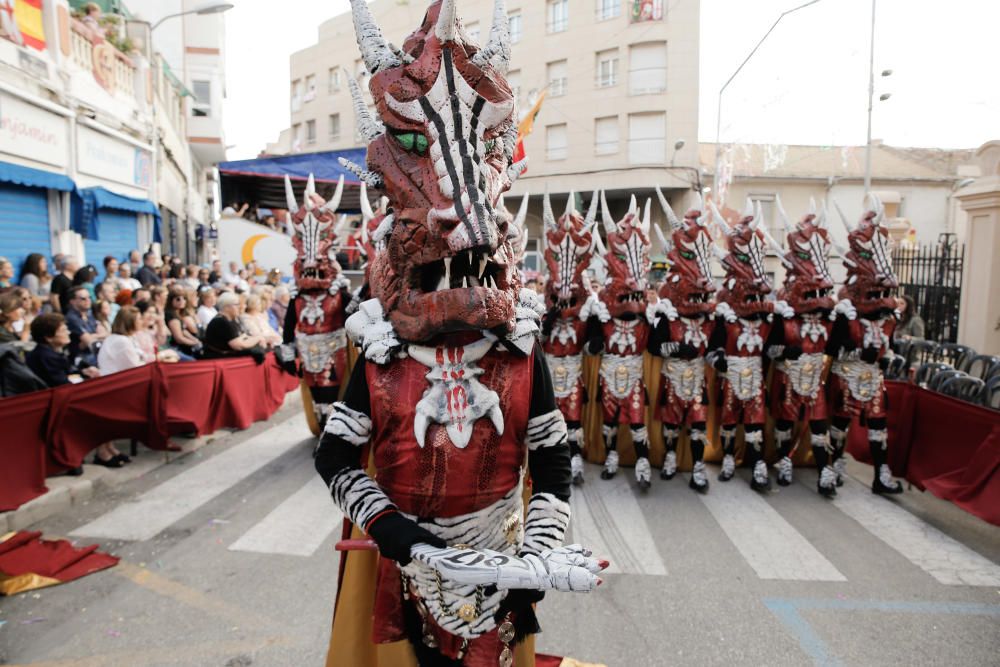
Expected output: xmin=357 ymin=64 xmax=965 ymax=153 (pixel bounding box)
xmin=892 ymin=233 xmax=964 ymax=343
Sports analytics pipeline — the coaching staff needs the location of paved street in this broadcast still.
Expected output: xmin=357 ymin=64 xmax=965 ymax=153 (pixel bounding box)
xmin=2 ymin=398 xmax=999 ymax=667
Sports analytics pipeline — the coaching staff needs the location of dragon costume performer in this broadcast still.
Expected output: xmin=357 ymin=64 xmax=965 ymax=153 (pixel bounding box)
xmin=647 ymin=189 xmax=715 ymax=492
xmin=278 ymin=174 xmax=352 ymax=429
xmin=706 ymin=200 xmax=791 ymax=492
xmin=540 ymin=191 xmax=599 ymax=486
xmin=584 ymin=193 xmax=654 ymax=489
xmin=314 ymin=2 xmax=606 ymax=665
xmin=826 ymin=195 xmax=903 ymax=495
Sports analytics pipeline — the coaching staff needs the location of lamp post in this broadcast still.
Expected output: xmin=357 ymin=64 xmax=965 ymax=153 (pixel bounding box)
xmin=151 ymin=2 xmax=234 ymax=31
xmin=713 ymin=0 xmax=823 ymax=205
xmin=670 ymin=139 xmax=685 ymax=167
xmin=863 ymin=0 xmax=892 ymax=195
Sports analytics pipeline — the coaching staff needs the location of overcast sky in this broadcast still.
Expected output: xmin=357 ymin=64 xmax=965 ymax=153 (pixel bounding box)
xmin=223 ymin=0 xmax=999 ymax=160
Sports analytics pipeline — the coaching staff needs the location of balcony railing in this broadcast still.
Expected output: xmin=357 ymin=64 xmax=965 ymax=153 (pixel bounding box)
xmin=69 ymin=19 xmax=137 ymax=100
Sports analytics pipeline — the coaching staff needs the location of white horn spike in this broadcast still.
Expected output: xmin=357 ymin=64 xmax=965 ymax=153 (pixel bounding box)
xmin=513 ymin=193 xmax=530 ymax=230
xmin=564 ymin=191 xmax=577 ymax=220
xmin=435 ymin=0 xmax=458 ymax=43
xmin=600 ymin=190 xmax=616 ymax=234
xmin=865 ymin=192 xmax=884 ymax=226
xmin=751 ymin=200 xmax=764 ymax=231
xmin=359 ymin=181 xmax=375 ymax=221
xmin=349 ymin=0 xmax=402 ymax=74
xmin=831 ymin=198 xmax=854 ymax=235
xmin=348 ymin=78 xmax=385 ymax=143
xmin=775 ymin=193 xmax=793 ymax=235
xmin=628 ymin=194 xmax=638 ymax=219
xmin=302 ymin=173 xmax=316 ymax=211
xmin=655 ymin=185 xmax=683 ymax=231
xmin=338 ymin=157 xmax=383 ymax=188
xmin=583 ymin=190 xmax=599 ymax=230
xmin=506 ymin=158 xmax=529 ymax=185
xmin=472 ymin=0 xmax=511 ymax=73
xmin=641 ymin=197 xmax=651 ymax=235
xmin=708 ymin=199 xmax=734 ymax=237
xmin=283 ymin=175 xmax=298 ymax=215
xmin=742 ymin=197 xmax=754 ymax=219
xmin=818 ymin=199 xmax=830 ymax=229
xmin=542 ymin=189 xmax=556 ymax=230
xmin=653 ymin=223 xmax=672 ymax=256
xmin=321 ymin=175 xmax=345 ymax=213
xmin=808 ymin=197 xmax=817 ymax=215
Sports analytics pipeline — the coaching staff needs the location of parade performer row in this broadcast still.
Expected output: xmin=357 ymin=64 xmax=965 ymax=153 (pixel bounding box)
xmin=535 ymin=189 xmax=903 ymax=499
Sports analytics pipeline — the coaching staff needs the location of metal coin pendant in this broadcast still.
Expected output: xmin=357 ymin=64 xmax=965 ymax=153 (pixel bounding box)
xmin=499 ymin=646 xmax=513 ymax=667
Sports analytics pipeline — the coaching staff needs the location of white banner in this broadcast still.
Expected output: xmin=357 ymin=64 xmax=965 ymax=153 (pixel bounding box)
xmin=76 ymin=124 xmax=152 ymax=189
xmin=217 ymin=216 xmax=295 ymax=276
xmin=0 ymin=92 xmax=69 ymax=168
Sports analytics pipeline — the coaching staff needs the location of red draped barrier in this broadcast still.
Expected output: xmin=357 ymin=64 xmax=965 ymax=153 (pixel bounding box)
xmin=848 ymin=380 xmax=1000 ymax=526
xmin=1 ymin=354 xmax=299 ymax=512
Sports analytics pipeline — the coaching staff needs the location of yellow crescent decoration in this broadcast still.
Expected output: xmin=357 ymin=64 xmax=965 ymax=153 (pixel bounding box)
xmin=241 ymin=234 xmax=268 ymax=265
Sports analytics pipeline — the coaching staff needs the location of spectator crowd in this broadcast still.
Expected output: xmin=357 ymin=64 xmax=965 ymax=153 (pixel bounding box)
xmin=0 ymin=249 xmax=294 ymax=469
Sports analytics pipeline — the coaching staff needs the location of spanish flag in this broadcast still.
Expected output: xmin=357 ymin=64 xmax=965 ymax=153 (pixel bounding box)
xmin=512 ymin=89 xmax=546 ymax=167
xmin=13 ymin=0 xmax=46 ymax=51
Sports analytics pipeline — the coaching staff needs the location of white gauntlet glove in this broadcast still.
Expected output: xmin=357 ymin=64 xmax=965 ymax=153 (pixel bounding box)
xmin=715 ymin=301 xmax=737 ymax=323
xmin=409 ymin=543 xmax=607 ymax=592
xmin=579 ymin=293 xmax=611 ymax=323
xmin=345 ymin=299 xmax=402 ymax=364
xmin=646 ymin=299 xmax=678 ymax=326
xmin=773 ymin=299 xmax=794 ymax=319
xmin=329 ymin=275 xmax=352 ymax=294
xmin=834 ymin=298 xmax=857 ymax=321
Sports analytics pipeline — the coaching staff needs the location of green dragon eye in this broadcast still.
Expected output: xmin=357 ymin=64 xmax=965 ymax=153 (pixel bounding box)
xmin=858 ymin=250 xmax=872 ymax=259
xmin=736 ymin=253 xmax=750 ymax=263
xmin=680 ymin=250 xmax=695 ymax=260
xmin=615 ymin=253 xmax=627 ymax=262
xmin=391 ymin=130 xmax=428 ymax=155
xmin=796 ymin=251 xmax=810 ymax=260
xmin=484 ymin=139 xmax=496 ymax=153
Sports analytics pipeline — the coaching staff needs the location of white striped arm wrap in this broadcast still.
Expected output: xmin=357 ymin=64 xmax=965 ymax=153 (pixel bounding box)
xmin=323 ymin=401 xmax=372 ymax=446
xmin=521 ymin=492 xmax=571 ymax=556
xmin=329 ymin=468 xmax=396 ymax=530
xmin=526 ymin=409 xmax=568 ymax=451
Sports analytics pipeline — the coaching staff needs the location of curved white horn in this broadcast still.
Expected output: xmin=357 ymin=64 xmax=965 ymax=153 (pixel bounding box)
xmin=435 ymin=0 xmax=458 ymax=42
xmin=832 ymin=198 xmax=853 ymax=235
xmin=303 ymin=173 xmax=316 ymax=211
xmin=321 ymin=175 xmax=345 ymax=213
xmin=627 ymin=194 xmax=638 ymax=219
xmin=655 ymin=185 xmax=683 ymax=231
xmin=472 ymin=0 xmax=511 ymax=73
xmin=542 ymin=189 xmax=556 ymax=230
xmin=808 ymin=197 xmax=817 ymax=215
xmin=653 ymin=223 xmax=672 ymax=256
xmin=641 ymin=197 xmax=651 ymax=235
xmin=513 ymin=193 xmax=530 ymax=230
xmin=864 ymin=192 xmax=884 ymax=226
xmin=600 ymin=190 xmax=616 ymax=234
xmin=348 ymin=78 xmax=385 ymax=143
xmin=359 ymin=181 xmax=375 ymax=221
xmin=708 ymin=199 xmax=734 ymax=236
xmin=818 ymin=199 xmax=829 ymax=229
xmin=774 ymin=194 xmax=793 ymax=235
xmin=283 ymin=175 xmax=298 ymax=215
xmin=742 ymin=197 xmax=754 ymax=219
xmin=349 ymin=0 xmax=402 ymax=74
xmin=583 ymin=190 xmax=599 ymax=230
xmin=564 ymin=191 xmax=577 ymax=221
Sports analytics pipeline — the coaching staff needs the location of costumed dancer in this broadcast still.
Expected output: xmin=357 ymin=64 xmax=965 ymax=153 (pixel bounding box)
xmin=647 ymin=188 xmax=715 ymax=492
xmin=346 ymin=178 xmax=391 ymax=315
xmin=584 ymin=192 xmax=654 ymax=489
xmin=277 ymin=175 xmax=352 ymax=430
xmin=316 ymin=2 xmax=606 ymax=665
xmin=764 ymin=198 xmax=838 ymax=495
xmin=707 ymin=200 xmax=791 ymax=492
xmin=539 ymin=190 xmax=600 ymax=485
xmin=826 ymin=195 xmax=903 ymax=495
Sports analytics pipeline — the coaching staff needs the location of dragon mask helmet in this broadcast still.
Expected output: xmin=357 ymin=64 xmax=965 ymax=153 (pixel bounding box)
xmin=599 ymin=191 xmax=652 ymax=318
xmin=357 ymin=180 xmax=391 ymax=284
xmin=284 ymin=174 xmax=345 ymax=291
xmin=345 ymin=0 xmax=522 ymax=342
xmin=837 ymin=194 xmax=898 ymax=317
xmin=711 ymin=199 xmax=774 ymax=319
xmin=543 ymin=190 xmax=599 ymax=314
xmin=775 ymin=197 xmax=835 ymax=314
xmin=653 ymin=188 xmax=715 ymax=317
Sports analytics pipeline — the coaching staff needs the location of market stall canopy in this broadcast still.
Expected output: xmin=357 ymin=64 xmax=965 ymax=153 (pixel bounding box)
xmin=0 ymin=161 xmax=75 ymax=192
xmin=218 ymin=149 xmax=377 ymax=212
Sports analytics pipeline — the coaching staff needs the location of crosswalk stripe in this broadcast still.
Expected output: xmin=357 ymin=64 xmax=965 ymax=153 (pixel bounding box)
xmin=568 ymin=469 xmax=668 ymax=576
xmin=698 ymin=468 xmax=847 ymax=581
xmin=832 ymin=479 xmax=1000 ymax=586
xmin=70 ymin=418 xmax=313 ymax=542
xmin=228 ymin=476 xmax=344 ymax=557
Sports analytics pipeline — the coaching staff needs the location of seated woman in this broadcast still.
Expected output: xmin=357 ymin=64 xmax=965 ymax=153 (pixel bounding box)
xmin=26 ymin=313 xmax=101 ymax=385
xmin=164 ymin=287 xmax=202 ymax=358
xmin=203 ymin=292 xmax=264 ymax=360
xmin=240 ymin=293 xmax=281 ymax=348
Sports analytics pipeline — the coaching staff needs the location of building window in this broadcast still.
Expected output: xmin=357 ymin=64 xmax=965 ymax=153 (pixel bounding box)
xmin=192 ymin=80 xmax=211 ymax=117
xmin=546 ymin=123 xmax=568 ymax=161
xmin=547 ymin=0 xmax=568 ymax=33
xmin=594 ymin=116 xmax=619 ymax=155
xmin=290 ymin=79 xmax=302 ymax=112
xmin=547 ymin=60 xmax=568 ymax=97
xmin=627 ymin=112 xmax=665 ymax=164
xmin=630 ymin=0 xmax=665 ymax=23
xmin=292 ymin=123 xmax=303 ymax=151
xmin=596 ymin=49 xmax=618 ymax=87
xmin=328 ymin=67 xmax=341 ymax=93
xmin=629 ymin=41 xmax=667 ymax=95
xmin=596 ymin=0 xmax=621 ymax=21
xmin=329 ymin=114 xmax=341 ymax=140
xmin=508 ymin=11 xmax=522 ymax=43
xmin=466 ymin=21 xmax=480 ymax=43
xmin=306 ymin=119 xmax=316 ymax=145
xmin=507 ymin=69 xmax=521 ymax=104
xmin=304 ymin=75 xmax=316 ymax=102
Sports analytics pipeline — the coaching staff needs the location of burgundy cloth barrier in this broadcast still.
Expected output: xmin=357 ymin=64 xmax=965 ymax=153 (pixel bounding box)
xmin=922 ymin=426 xmax=1000 ymax=525
xmin=1 ymin=354 xmax=298 ymax=511
xmin=846 ymin=381 xmax=917 ymax=476
xmin=0 ymin=390 xmax=51 ymax=511
xmin=45 ymin=364 xmax=169 ymax=474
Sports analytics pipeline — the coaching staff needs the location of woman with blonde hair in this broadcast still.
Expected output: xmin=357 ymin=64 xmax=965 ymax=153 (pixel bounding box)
xmin=240 ymin=293 xmax=281 ymax=347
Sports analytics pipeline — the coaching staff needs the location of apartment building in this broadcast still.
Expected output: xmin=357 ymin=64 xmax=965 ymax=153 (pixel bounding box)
xmin=277 ymin=0 xmax=700 ymax=268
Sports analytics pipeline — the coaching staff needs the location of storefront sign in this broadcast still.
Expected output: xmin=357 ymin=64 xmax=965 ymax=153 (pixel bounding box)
xmin=76 ymin=124 xmax=152 ymax=189
xmin=0 ymin=92 xmax=69 ymax=168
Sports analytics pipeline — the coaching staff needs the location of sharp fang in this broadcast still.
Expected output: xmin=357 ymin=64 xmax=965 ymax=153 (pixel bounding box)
xmin=463 ymin=275 xmax=469 ymax=289
xmin=437 ymin=275 xmax=449 ymax=291
xmin=469 ymin=275 xmax=481 ymax=288
xmin=479 ymin=257 xmax=487 ymax=279
xmin=444 ymin=257 xmax=452 ymax=287
xmin=468 ymin=250 xmax=474 ymax=266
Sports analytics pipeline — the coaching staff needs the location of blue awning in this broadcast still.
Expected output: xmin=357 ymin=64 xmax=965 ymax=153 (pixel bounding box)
xmin=71 ymin=186 xmax=162 ymax=243
xmin=218 ymin=148 xmax=368 ymax=183
xmin=0 ymin=160 xmax=75 ymax=192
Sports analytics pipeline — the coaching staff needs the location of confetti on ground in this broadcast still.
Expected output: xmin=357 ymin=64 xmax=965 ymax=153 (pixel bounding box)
xmin=21 ymin=618 xmax=46 ymax=625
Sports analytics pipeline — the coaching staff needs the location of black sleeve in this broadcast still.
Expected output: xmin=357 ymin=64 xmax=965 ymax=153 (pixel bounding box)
xmin=314 ymin=357 xmax=371 ymax=485
xmin=647 ymin=316 xmax=672 ymax=354
xmin=282 ymin=295 xmax=298 ymax=345
xmin=527 ymin=345 xmax=571 ymax=501
xmin=585 ymin=316 xmax=604 ymax=355
xmin=541 ymin=307 xmax=559 ymax=338
xmin=826 ymin=314 xmax=850 ymax=356
xmin=764 ymin=316 xmax=786 ymax=354
xmin=340 ymin=287 xmax=352 ymax=318
xmin=708 ymin=316 xmax=727 ymax=352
